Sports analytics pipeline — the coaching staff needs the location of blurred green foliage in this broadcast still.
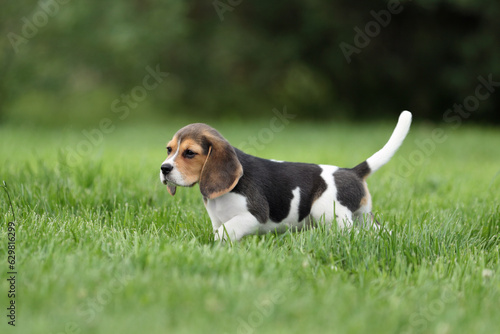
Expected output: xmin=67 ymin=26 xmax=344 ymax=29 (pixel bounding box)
xmin=1 ymin=0 xmax=500 ymax=126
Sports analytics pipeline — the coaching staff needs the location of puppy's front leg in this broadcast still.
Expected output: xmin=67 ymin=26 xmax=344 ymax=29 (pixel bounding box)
xmin=214 ymin=213 xmax=261 ymax=242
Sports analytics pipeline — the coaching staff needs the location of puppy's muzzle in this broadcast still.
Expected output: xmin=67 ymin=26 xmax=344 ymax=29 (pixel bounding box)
xmin=161 ymin=163 xmax=173 ymax=175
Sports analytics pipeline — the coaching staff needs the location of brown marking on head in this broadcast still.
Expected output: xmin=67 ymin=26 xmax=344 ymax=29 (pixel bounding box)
xmin=173 ymin=137 xmax=208 ymax=185
xmin=165 ymin=135 xmax=179 ymax=157
xmin=164 ymin=134 xmax=179 ymax=196
xmin=164 ymin=123 xmax=243 ymax=199
xmin=198 ymin=129 xmax=243 ymax=199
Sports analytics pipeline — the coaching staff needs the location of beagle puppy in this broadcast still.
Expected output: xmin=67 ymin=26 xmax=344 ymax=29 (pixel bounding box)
xmin=160 ymin=111 xmax=412 ymax=241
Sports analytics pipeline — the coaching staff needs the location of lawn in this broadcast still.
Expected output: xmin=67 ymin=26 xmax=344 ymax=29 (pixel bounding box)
xmin=1 ymin=118 xmax=499 ymax=334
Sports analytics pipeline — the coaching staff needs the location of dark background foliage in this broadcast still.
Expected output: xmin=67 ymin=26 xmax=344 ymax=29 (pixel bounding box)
xmin=1 ymin=0 xmax=499 ymax=126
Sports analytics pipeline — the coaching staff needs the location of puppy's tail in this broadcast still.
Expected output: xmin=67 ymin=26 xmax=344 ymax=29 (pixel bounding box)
xmin=352 ymin=110 xmax=412 ymax=179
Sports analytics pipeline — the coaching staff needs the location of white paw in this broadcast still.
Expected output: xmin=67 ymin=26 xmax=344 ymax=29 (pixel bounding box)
xmin=213 ymin=229 xmax=228 ymax=243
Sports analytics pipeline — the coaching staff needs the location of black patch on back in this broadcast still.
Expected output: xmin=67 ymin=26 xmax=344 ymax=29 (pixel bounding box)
xmin=333 ymin=168 xmax=365 ymax=213
xmin=351 ymin=161 xmax=371 ymax=179
xmin=231 ymin=149 xmax=327 ymax=224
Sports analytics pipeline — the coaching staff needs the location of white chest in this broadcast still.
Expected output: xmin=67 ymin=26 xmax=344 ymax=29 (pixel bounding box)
xmin=205 ymin=192 xmax=249 ymax=229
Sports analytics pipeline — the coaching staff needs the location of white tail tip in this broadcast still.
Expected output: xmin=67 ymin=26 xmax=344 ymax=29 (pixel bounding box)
xmin=365 ymin=110 xmax=412 ymax=174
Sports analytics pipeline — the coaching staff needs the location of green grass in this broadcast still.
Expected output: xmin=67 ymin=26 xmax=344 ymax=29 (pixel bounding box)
xmin=1 ymin=119 xmax=499 ymax=334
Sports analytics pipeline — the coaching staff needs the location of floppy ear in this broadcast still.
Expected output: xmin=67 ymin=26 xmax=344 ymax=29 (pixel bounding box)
xmin=199 ymin=138 xmax=243 ymax=199
xmin=167 ymin=184 xmax=177 ymax=196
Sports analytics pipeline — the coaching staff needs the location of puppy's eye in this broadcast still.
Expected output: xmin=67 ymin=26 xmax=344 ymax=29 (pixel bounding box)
xmin=167 ymin=147 xmax=172 ymax=154
xmin=184 ymin=149 xmax=197 ymax=159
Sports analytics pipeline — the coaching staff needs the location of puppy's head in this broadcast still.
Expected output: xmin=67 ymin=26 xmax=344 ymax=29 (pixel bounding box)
xmin=160 ymin=123 xmax=243 ymax=199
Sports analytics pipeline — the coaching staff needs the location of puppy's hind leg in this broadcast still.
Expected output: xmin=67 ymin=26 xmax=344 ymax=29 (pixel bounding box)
xmin=353 ymin=211 xmax=380 ymax=229
xmin=370 ymin=212 xmax=381 ymax=227
xmin=333 ymin=203 xmax=354 ymax=229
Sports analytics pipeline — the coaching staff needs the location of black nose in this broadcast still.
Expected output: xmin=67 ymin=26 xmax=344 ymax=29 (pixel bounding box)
xmin=161 ymin=164 xmax=173 ymax=175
